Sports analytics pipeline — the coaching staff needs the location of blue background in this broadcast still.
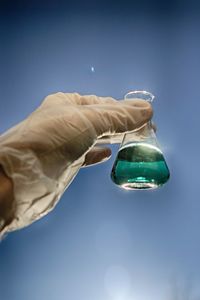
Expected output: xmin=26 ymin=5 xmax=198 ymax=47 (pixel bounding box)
xmin=0 ymin=0 xmax=200 ymax=299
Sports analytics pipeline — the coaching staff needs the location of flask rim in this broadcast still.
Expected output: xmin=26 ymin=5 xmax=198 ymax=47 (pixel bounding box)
xmin=124 ymin=90 xmax=155 ymax=102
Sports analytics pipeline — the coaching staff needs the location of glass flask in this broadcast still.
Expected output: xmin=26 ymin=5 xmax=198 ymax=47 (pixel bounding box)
xmin=111 ymin=91 xmax=170 ymax=190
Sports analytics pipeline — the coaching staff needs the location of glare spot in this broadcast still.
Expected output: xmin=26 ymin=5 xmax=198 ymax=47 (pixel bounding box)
xmin=91 ymin=66 xmax=95 ymax=72
xmin=104 ymin=265 xmax=131 ymax=299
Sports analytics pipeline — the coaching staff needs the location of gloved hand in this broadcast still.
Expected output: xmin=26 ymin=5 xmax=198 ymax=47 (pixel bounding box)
xmin=0 ymin=92 xmax=152 ymax=236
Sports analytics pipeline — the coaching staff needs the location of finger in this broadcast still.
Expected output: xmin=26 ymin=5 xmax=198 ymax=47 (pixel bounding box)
xmin=71 ymin=94 xmax=117 ymax=105
xmin=40 ymin=92 xmax=149 ymax=108
xmin=78 ymin=96 xmax=152 ymax=106
xmin=82 ymin=146 xmax=111 ymax=167
xmin=39 ymin=92 xmax=76 ymax=108
xmin=42 ymin=92 xmax=118 ymax=107
xmin=96 ymin=134 xmax=124 ymax=145
xmin=83 ymin=100 xmax=153 ymax=137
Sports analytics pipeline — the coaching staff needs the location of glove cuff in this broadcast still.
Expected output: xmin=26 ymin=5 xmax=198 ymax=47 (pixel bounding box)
xmin=0 ymin=146 xmax=84 ymax=236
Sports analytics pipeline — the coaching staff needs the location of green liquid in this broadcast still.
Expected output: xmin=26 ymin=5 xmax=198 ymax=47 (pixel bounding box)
xmin=111 ymin=142 xmax=170 ymax=190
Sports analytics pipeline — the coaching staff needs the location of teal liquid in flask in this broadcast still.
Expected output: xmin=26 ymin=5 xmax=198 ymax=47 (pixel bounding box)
xmin=111 ymin=91 xmax=170 ymax=190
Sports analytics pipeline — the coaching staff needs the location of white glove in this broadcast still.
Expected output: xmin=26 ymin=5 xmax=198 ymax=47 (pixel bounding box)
xmin=0 ymin=92 xmax=152 ymax=236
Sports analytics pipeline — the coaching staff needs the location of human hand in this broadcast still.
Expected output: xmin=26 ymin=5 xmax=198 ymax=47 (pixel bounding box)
xmin=0 ymin=92 xmax=152 ymax=235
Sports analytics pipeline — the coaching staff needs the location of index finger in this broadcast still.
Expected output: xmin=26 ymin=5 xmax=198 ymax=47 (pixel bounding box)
xmin=69 ymin=94 xmax=117 ymax=105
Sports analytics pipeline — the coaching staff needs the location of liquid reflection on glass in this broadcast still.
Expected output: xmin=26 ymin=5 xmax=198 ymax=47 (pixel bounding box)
xmin=111 ymin=91 xmax=170 ymax=190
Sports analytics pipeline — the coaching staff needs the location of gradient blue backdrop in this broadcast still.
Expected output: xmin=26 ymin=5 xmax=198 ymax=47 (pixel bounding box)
xmin=0 ymin=0 xmax=200 ymax=299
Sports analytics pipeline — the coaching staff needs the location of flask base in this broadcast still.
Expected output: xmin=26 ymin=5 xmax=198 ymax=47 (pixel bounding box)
xmin=121 ymin=182 xmax=159 ymax=190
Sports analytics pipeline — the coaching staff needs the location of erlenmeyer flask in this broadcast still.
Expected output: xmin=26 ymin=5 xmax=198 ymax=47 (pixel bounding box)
xmin=111 ymin=91 xmax=170 ymax=190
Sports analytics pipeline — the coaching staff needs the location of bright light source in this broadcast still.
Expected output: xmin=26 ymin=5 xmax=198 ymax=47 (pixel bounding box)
xmin=91 ymin=66 xmax=95 ymax=72
xmin=104 ymin=265 xmax=131 ymax=299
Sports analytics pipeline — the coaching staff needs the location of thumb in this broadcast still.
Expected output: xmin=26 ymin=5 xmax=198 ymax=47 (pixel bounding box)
xmin=84 ymin=99 xmax=153 ymax=138
xmin=82 ymin=146 xmax=111 ymax=167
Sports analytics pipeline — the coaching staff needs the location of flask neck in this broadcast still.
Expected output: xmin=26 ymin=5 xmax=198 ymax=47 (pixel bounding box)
xmin=121 ymin=122 xmax=158 ymax=147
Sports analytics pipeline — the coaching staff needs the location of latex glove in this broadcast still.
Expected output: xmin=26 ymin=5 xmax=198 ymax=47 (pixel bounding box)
xmin=0 ymin=92 xmax=152 ymax=236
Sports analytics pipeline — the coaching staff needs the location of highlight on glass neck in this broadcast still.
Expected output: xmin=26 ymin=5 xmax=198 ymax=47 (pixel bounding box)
xmin=124 ymin=90 xmax=155 ymax=102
